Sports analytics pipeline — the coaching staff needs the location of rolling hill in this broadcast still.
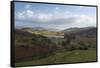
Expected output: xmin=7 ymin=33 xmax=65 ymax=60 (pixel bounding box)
xmin=63 ymin=27 xmax=97 ymax=37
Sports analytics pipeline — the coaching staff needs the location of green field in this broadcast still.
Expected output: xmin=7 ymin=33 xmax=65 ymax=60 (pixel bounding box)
xmin=16 ymin=48 xmax=97 ymax=66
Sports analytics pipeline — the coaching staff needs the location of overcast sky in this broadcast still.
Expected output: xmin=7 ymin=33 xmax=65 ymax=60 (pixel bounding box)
xmin=15 ymin=2 xmax=96 ymax=30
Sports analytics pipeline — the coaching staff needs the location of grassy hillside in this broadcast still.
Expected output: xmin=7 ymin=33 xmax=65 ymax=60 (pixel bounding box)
xmin=21 ymin=27 xmax=64 ymax=36
xmin=15 ymin=29 xmax=57 ymax=62
xmin=15 ymin=27 xmax=97 ymax=66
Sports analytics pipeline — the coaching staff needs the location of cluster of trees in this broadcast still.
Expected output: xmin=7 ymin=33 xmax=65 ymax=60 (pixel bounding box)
xmin=61 ymin=33 xmax=96 ymax=51
xmin=30 ymin=35 xmax=57 ymax=58
xmin=15 ymin=29 xmax=57 ymax=62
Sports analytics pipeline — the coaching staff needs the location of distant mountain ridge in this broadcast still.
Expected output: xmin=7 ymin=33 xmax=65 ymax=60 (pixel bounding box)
xmin=64 ymin=27 xmax=97 ymax=38
xmin=16 ymin=26 xmax=59 ymax=32
xmin=15 ymin=26 xmax=97 ymax=37
xmin=63 ymin=27 xmax=96 ymax=33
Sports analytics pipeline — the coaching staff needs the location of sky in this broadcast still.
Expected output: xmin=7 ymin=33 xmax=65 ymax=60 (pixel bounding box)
xmin=15 ymin=2 xmax=97 ymax=30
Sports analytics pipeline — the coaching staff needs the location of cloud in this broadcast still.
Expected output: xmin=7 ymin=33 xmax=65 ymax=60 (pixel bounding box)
xmin=15 ymin=5 xmax=96 ymax=30
xmin=16 ymin=7 xmax=71 ymax=22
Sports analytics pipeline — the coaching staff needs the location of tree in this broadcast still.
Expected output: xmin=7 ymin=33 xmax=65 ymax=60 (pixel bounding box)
xmin=62 ymin=33 xmax=76 ymax=50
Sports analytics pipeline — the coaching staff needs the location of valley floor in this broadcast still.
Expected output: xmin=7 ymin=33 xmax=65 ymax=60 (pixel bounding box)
xmin=15 ymin=48 xmax=97 ymax=67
